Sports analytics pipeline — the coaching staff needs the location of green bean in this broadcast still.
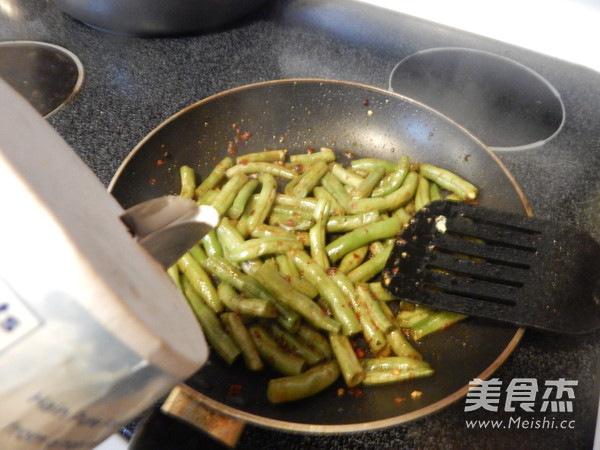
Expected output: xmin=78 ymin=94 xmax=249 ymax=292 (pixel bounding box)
xmin=268 ymin=212 xmax=314 ymax=231
xmin=350 ymin=158 xmax=398 ymax=172
xmin=236 ymin=149 xmax=287 ymax=164
xmin=361 ymin=356 xmax=430 ymax=372
xmin=328 ymin=334 xmax=365 ymax=388
xmin=201 ymin=230 xmax=223 ymax=257
xmin=269 ymin=323 xmax=324 ymax=366
xmin=355 ymin=283 xmax=395 ymax=333
xmin=216 ymin=217 xmax=262 ymax=273
xmin=362 ymin=367 xmax=434 ymax=385
xmin=313 ymin=186 xmax=346 ymax=216
xmin=227 ymin=178 xmax=259 ymax=220
xmin=371 ymin=156 xmax=410 ymax=197
xmin=189 ymin=243 xmax=207 ymax=262
xmin=179 ymin=165 xmax=196 ymax=199
xmin=221 ymin=312 xmax=264 ymax=371
xmin=195 ymin=157 xmax=233 ymax=198
xmin=289 ymin=147 xmax=336 ymax=164
xmin=386 ymin=329 xmax=423 ymax=360
xmin=337 ymin=245 xmax=369 ymax=274
xmin=249 ymin=325 xmax=306 ymax=376
xmin=267 ymin=361 xmax=340 ymax=403
xmin=347 ymin=243 xmax=393 ymax=283
xmin=197 ymin=189 xmax=219 ymax=205
xmin=397 ymin=307 xmax=432 ymax=329
xmin=228 ymin=235 xmax=303 ymax=262
xmin=309 ymin=198 xmax=331 ymax=269
xmin=271 ymin=204 xmax=314 ymax=221
xmin=226 ymin=162 xmax=297 ymax=180
xmin=410 ymin=310 xmax=467 ymax=341
xmin=166 ymin=264 xmax=181 ymax=288
xmin=350 ymin=165 xmax=385 ymax=199
xmin=252 ymin=225 xmax=310 ymax=247
xmin=368 ymin=241 xmax=386 ymax=255
xmin=288 ymin=250 xmax=362 ymax=336
xmin=182 ymin=278 xmax=240 ymax=365
xmin=247 ymin=173 xmax=277 ymax=232
xmin=297 ymin=325 xmax=333 ymax=360
xmin=367 ymin=281 xmax=396 ymax=301
xmin=348 ymin=171 xmax=419 ymax=213
xmin=326 ymin=211 xmax=380 ymax=233
xmin=253 ymin=263 xmax=341 ymax=333
xmin=321 ymin=172 xmax=351 ymax=211
xmin=177 ymin=252 xmax=222 ymax=313
xmin=201 ymin=256 xmax=300 ymax=331
xmin=429 ymin=181 xmax=442 ymax=201
xmin=325 ymin=212 xmax=404 ymax=263
xmin=217 ymin=283 xmax=277 ymax=318
xmin=330 ymin=163 xmax=364 ymax=187
xmin=286 ymin=160 xmax=329 ymax=198
xmin=327 ymin=269 xmax=386 ymax=355
xmin=210 ymin=172 xmax=249 ymax=215
xmin=274 ymin=254 xmax=318 ymax=298
xmin=414 ymin=175 xmax=430 ymax=212
xmin=419 ymin=163 xmax=478 ymax=200
xmin=274 ymin=194 xmax=317 ymax=211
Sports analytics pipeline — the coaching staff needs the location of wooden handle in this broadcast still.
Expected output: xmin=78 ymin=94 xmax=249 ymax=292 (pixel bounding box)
xmin=161 ymin=384 xmax=245 ymax=447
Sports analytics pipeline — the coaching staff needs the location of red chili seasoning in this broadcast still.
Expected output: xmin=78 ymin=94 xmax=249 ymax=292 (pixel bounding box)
xmin=227 ymin=141 xmax=238 ymax=156
xmin=228 ymin=384 xmax=243 ymax=395
xmin=393 ymin=397 xmax=405 ymax=404
xmin=157 ymin=159 xmax=165 ymax=166
xmin=149 ymin=178 xmax=157 ymax=185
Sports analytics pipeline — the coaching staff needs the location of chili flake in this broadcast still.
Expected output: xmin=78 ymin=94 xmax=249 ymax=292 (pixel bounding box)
xmin=228 ymin=384 xmax=243 ymax=395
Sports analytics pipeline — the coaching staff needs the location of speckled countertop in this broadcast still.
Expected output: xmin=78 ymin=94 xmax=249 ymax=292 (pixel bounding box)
xmin=2 ymin=1 xmax=599 ymax=448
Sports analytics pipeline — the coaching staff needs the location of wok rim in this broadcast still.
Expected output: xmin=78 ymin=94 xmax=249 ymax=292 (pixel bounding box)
xmin=109 ymin=78 xmax=530 ymax=433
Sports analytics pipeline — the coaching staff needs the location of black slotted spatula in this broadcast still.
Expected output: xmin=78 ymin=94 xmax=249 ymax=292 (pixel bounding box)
xmin=381 ymin=200 xmax=600 ymax=334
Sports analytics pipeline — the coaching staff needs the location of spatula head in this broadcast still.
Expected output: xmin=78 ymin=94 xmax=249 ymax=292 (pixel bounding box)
xmin=382 ymin=200 xmax=600 ymax=334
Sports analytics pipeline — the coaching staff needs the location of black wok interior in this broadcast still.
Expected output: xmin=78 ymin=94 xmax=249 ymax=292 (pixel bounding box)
xmin=110 ymin=79 xmax=527 ymax=430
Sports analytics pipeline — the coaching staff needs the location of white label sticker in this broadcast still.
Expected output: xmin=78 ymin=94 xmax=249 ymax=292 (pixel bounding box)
xmin=0 ymin=277 xmax=42 ymax=353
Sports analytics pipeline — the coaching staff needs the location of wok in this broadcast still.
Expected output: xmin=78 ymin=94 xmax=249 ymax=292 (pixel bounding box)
xmin=109 ymin=79 xmax=529 ymax=441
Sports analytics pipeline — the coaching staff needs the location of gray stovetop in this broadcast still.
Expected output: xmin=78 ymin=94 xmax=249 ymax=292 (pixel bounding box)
xmin=2 ymin=1 xmax=599 ymax=448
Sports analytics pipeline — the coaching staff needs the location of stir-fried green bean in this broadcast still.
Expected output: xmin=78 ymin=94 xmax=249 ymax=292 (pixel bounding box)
xmin=226 ymin=162 xmax=297 ymax=180
xmin=349 ymin=171 xmax=419 ymax=213
xmin=177 ymin=252 xmax=222 ymax=313
xmin=253 ymin=263 xmax=341 ymax=333
xmin=179 ymin=165 xmax=196 ymax=199
xmin=325 ymin=210 xmax=406 ymax=263
xmin=167 ymin=146 xmax=479 ymax=404
xmin=195 ymin=157 xmax=233 ymax=199
xmin=182 ymin=278 xmax=240 ymax=364
xmin=228 ymin=178 xmax=259 ymax=220
xmin=228 ymin=235 xmax=303 ymax=262
xmin=419 ymin=163 xmax=478 ymax=200
xmin=371 ymin=156 xmax=410 ymax=197
xmin=221 ymin=312 xmax=264 ymax=371
xmin=309 ymin=198 xmax=331 ymax=268
xmin=247 ymin=173 xmax=277 ymax=232
xmin=236 ymin=149 xmax=287 ymax=164
xmin=249 ymin=325 xmax=306 ymax=376
xmin=289 ymin=146 xmax=336 ymax=164
xmin=288 ymin=249 xmax=362 ymax=336
xmin=267 ymin=361 xmax=340 ymax=403
xmin=329 ymin=333 xmax=365 ymax=387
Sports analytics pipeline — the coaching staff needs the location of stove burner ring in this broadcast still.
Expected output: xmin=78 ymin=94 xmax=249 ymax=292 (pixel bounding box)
xmin=389 ymin=47 xmax=565 ymax=151
xmin=0 ymin=41 xmax=83 ymax=118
